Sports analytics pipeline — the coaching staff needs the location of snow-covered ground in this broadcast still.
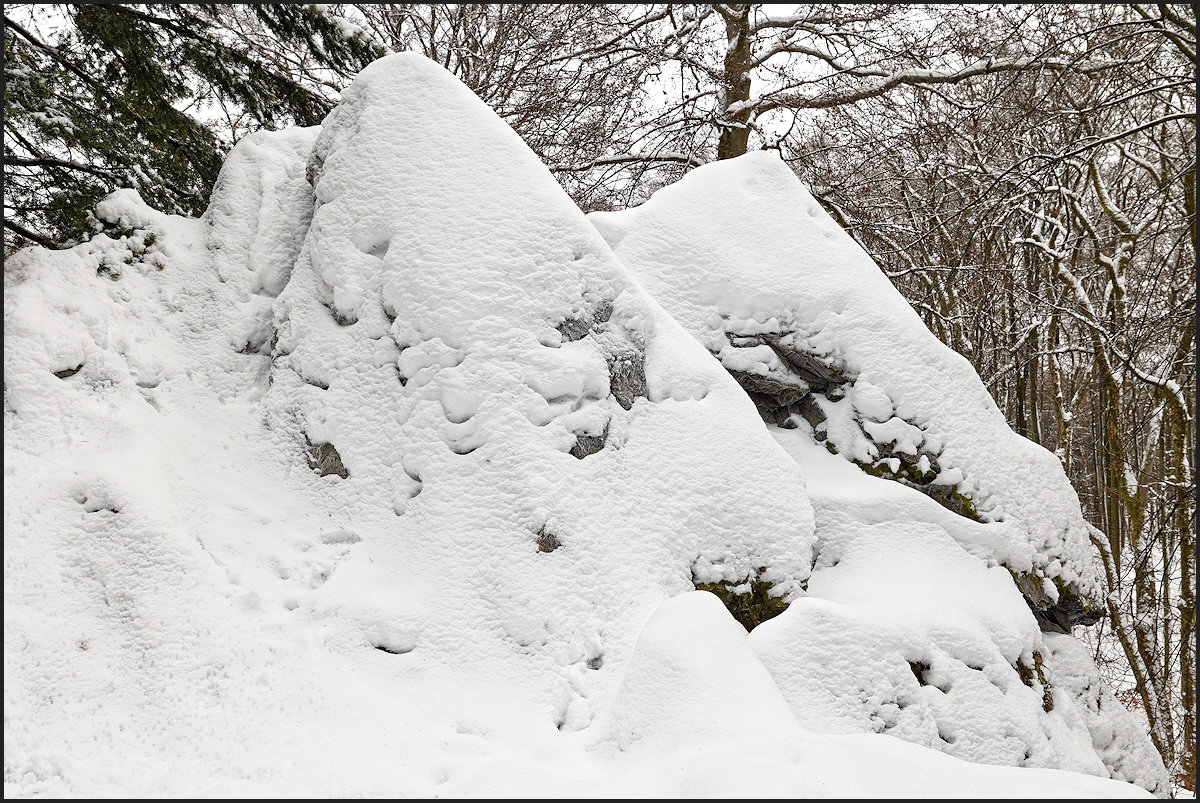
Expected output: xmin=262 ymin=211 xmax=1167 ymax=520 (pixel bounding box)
xmin=3 ymin=53 xmax=1167 ymax=798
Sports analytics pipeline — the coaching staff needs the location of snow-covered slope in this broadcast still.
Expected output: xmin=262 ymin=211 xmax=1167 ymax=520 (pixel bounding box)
xmin=3 ymin=53 xmax=1166 ymax=798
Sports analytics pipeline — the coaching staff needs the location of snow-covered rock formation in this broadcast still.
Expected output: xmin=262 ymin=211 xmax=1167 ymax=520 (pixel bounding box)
xmin=589 ymin=157 xmax=1100 ymax=631
xmin=3 ymin=53 xmax=1168 ymax=798
xmin=590 ymin=154 xmax=1166 ymax=790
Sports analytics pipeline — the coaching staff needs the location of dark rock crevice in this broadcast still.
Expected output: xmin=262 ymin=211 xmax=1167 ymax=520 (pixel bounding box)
xmin=1012 ymin=571 xmax=1102 ymax=634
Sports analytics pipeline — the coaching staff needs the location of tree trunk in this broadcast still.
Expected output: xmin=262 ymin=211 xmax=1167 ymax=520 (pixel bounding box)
xmin=1172 ymin=375 xmax=1196 ymax=791
xmin=715 ymin=5 xmax=753 ymax=160
xmin=1098 ymin=379 xmax=1123 ymax=574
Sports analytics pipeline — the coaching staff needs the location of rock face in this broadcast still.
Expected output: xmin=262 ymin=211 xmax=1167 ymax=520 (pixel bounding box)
xmin=1 ymin=53 xmax=1168 ymax=798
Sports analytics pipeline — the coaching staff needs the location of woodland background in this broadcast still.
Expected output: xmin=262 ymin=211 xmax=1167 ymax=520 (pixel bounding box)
xmin=3 ymin=3 xmax=1194 ymax=791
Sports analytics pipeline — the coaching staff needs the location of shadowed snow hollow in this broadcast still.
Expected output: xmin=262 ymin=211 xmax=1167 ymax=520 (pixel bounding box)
xmin=2 ymin=52 xmax=1165 ymax=798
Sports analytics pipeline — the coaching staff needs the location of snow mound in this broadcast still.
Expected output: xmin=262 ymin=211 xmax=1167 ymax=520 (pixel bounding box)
xmin=205 ymin=126 xmax=319 ymax=356
xmin=3 ymin=53 xmax=1165 ymax=798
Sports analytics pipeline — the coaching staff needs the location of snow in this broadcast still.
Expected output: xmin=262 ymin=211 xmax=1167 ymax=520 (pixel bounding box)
xmin=2 ymin=52 xmax=1166 ymax=798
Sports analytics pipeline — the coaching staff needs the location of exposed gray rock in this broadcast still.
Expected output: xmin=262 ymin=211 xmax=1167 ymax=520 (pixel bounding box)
xmin=570 ymin=430 xmax=607 ymax=459
xmin=535 ymin=526 xmax=561 ymax=553
xmin=306 ymin=437 xmax=349 ymax=478
xmin=607 ymin=348 xmax=646 ymax=411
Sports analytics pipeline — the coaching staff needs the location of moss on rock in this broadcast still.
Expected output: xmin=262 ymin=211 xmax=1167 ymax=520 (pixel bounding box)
xmin=693 ymin=570 xmax=790 ymax=631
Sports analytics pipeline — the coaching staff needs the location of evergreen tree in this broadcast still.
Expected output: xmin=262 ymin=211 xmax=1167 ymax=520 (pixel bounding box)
xmin=3 ymin=4 xmax=383 ymax=251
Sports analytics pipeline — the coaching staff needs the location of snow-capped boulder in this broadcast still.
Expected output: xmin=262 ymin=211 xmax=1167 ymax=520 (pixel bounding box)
xmin=261 ymin=53 xmax=818 ymax=733
xmin=590 ymin=152 xmax=1102 ymax=630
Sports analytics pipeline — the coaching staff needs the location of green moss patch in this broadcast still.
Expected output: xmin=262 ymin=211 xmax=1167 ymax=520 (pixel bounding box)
xmin=693 ymin=570 xmax=790 ymax=631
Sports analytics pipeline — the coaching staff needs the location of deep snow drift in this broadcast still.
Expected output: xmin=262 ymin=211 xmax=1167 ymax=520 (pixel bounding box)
xmin=3 ymin=53 xmax=1168 ymax=798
